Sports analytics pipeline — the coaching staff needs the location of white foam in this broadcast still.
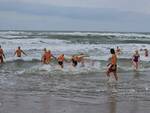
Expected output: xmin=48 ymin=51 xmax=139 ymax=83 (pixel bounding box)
xmin=1 ymin=31 xmax=150 ymax=73
xmin=40 ymin=32 xmax=150 ymax=38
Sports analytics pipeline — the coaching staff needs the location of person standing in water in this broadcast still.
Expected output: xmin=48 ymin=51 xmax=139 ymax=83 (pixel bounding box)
xmin=71 ymin=55 xmax=78 ymax=67
xmin=107 ymin=48 xmax=118 ymax=81
xmin=144 ymin=49 xmax=148 ymax=57
xmin=41 ymin=48 xmax=47 ymax=64
xmin=71 ymin=53 xmax=86 ymax=67
xmin=76 ymin=53 xmax=86 ymax=67
xmin=0 ymin=45 xmax=6 ymax=63
xmin=57 ymin=54 xmax=65 ymax=68
xmin=14 ymin=46 xmax=27 ymax=57
xmin=42 ymin=49 xmax=55 ymax=64
xmin=132 ymin=50 xmax=140 ymax=71
xmin=116 ymin=46 xmax=121 ymax=55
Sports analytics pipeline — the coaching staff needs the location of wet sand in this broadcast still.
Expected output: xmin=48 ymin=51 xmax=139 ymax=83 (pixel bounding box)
xmin=0 ymin=71 xmax=150 ymax=113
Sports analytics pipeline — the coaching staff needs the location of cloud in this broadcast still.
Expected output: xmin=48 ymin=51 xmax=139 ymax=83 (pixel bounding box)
xmin=1 ymin=0 xmax=150 ymax=14
xmin=0 ymin=10 xmax=150 ymax=32
xmin=0 ymin=1 xmax=150 ymax=22
xmin=0 ymin=0 xmax=150 ymax=32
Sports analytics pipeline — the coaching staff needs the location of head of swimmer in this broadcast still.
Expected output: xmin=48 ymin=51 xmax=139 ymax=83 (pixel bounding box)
xmin=110 ymin=48 xmax=115 ymax=54
xmin=18 ymin=46 xmax=21 ymax=50
xmin=135 ymin=50 xmax=139 ymax=54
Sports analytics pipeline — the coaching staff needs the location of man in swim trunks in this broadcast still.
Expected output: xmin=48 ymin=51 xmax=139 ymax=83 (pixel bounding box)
xmin=107 ymin=48 xmax=118 ymax=81
xmin=0 ymin=45 xmax=6 ymax=63
xmin=57 ymin=54 xmax=64 ymax=68
xmin=14 ymin=46 xmax=27 ymax=57
xmin=132 ymin=50 xmax=140 ymax=70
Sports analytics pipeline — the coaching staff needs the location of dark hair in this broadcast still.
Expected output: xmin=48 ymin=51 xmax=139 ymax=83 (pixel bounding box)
xmin=110 ymin=48 xmax=115 ymax=54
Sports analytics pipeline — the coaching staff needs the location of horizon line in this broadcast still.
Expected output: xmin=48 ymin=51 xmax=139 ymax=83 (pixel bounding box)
xmin=0 ymin=29 xmax=150 ymax=33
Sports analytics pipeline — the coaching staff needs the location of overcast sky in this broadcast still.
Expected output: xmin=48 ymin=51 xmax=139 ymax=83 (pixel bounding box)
xmin=0 ymin=0 xmax=150 ymax=32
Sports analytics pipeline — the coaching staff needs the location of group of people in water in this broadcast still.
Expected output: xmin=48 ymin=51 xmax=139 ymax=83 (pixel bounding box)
xmin=0 ymin=45 xmax=149 ymax=81
xmin=107 ymin=46 xmax=149 ymax=81
xmin=0 ymin=46 xmax=27 ymax=63
xmin=0 ymin=46 xmax=86 ymax=69
xmin=40 ymin=48 xmax=86 ymax=68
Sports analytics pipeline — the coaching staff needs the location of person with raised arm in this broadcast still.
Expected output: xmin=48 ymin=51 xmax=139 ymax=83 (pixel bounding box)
xmin=14 ymin=46 xmax=27 ymax=57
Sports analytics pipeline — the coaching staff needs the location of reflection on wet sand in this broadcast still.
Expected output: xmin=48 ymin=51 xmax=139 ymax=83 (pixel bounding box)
xmin=107 ymin=82 xmax=117 ymax=113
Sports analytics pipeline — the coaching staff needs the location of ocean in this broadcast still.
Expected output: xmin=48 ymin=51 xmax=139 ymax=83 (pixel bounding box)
xmin=0 ymin=31 xmax=150 ymax=113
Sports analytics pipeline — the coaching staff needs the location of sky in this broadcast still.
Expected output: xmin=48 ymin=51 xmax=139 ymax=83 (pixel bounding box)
xmin=0 ymin=0 xmax=150 ymax=32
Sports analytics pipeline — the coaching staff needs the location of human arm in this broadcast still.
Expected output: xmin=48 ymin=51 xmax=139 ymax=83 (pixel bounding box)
xmin=21 ymin=50 xmax=27 ymax=56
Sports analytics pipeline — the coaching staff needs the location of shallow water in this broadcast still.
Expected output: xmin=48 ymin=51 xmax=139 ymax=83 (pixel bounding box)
xmin=0 ymin=70 xmax=150 ymax=113
xmin=0 ymin=31 xmax=150 ymax=113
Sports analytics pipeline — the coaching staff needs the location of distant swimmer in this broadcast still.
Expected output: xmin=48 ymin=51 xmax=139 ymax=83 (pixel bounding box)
xmin=107 ymin=48 xmax=118 ymax=81
xmin=14 ymin=46 xmax=27 ymax=57
xmin=42 ymin=49 xmax=55 ymax=64
xmin=57 ymin=54 xmax=64 ymax=68
xmin=0 ymin=45 xmax=6 ymax=63
xmin=116 ymin=46 xmax=121 ymax=55
xmin=144 ymin=49 xmax=148 ymax=57
xmin=132 ymin=50 xmax=140 ymax=71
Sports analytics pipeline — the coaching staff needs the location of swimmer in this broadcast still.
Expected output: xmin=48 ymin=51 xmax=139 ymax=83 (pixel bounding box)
xmin=42 ymin=49 xmax=55 ymax=64
xmin=0 ymin=45 xmax=6 ymax=63
xmin=14 ymin=46 xmax=27 ymax=57
xmin=116 ymin=46 xmax=121 ymax=55
xmin=71 ymin=55 xmax=78 ymax=67
xmin=57 ymin=54 xmax=65 ymax=68
xmin=132 ymin=50 xmax=140 ymax=71
xmin=71 ymin=53 xmax=87 ymax=67
xmin=144 ymin=49 xmax=148 ymax=57
xmin=76 ymin=53 xmax=86 ymax=67
xmin=106 ymin=48 xmax=118 ymax=81
xmin=41 ymin=48 xmax=47 ymax=63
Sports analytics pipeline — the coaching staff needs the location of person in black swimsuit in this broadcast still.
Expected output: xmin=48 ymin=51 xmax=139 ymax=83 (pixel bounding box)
xmin=132 ymin=50 xmax=140 ymax=71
